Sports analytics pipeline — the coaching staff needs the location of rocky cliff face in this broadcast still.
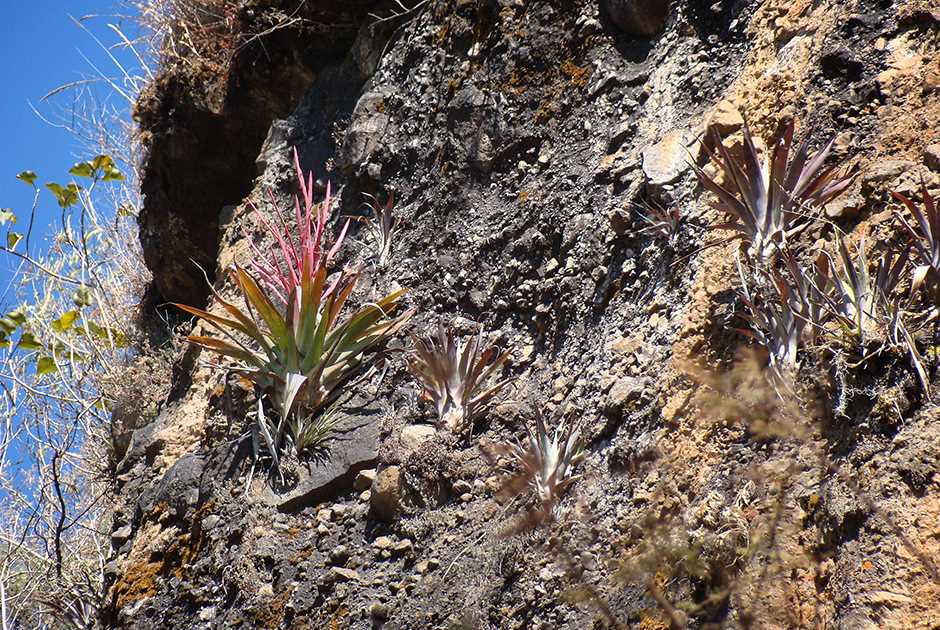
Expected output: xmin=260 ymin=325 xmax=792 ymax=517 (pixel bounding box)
xmin=108 ymin=1 xmax=940 ymax=628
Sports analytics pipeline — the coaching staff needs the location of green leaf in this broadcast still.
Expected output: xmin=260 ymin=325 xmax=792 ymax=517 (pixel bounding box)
xmin=102 ymin=166 xmax=124 ymax=182
xmin=91 ymin=155 xmax=114 ymax=171
xmin=0 ymin=209 xmax=16 ymax=225
xmin=85 ymin=321 xmax=128 ymax=348
xmin=17 ymin=332 xmax=42 ymax=351
xmin=16 ymin=171 xmax=37 ymax=186
xmin=36 ymin=356 xmax=57 ymax=375
xmin=73 ymin=286 xmax=93 ymax=307
xmin=0 ymin=308 xmax=27 ymax=335
xmin=52 ymin=310 xmax=80 ymax=333
xmin=69 ymin=162 xmax=94 ymax=178
xmin=45 ymin=182 xmax=79 ymax=208
xmin=6 ymin=232 xmax=22 ymax=251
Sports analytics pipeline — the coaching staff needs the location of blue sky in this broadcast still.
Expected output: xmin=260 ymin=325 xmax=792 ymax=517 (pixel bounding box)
xmin=0 ymin=1 xmax=142 ymax=310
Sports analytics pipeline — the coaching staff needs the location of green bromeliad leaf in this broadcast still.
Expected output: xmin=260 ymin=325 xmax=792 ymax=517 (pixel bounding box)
xmin=16 ymin=171 xmax=37 ymax=186
xmin=176 ymin=263 xmax=412 ymax=424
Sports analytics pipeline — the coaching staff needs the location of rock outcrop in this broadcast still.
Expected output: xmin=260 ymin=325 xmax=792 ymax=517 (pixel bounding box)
xmin=110 ymin=1 xmax=940 ymax=628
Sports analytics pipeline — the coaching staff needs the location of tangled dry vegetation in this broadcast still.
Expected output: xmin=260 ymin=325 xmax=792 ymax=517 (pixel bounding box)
xmin=133 ymin=0 xmax=243 ymax=73
xmin=0 ymin=9 xmax=165 ymax=627
xmin=0 ymin=155 xmax=161 ymax=626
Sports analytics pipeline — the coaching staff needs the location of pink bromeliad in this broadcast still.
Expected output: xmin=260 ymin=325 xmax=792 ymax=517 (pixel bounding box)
xmin=247 ymin=148 xmax=350 ymax=316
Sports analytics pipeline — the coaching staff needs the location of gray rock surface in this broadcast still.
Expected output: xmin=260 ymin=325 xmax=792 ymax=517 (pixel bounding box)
xmin=262 ymin=414 xmax=380 ymax=512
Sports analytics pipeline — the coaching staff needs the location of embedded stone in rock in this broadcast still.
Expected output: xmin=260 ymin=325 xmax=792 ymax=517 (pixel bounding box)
xmin=605 ymin=376 xmax=651 ymax=415
xmin=370 ymin=465 xmax=405 ymax=523
xmin=642 ymin=129 xmax=692 ymax=188
xmin=369 ymin=602 xmax=390 ymax=620
xmin=137 ymin=454 xmax=205 ymax=522
xmin=111 ymin=525 xmax=133 ymax=548
xmin=705 ymin=99 xmax=745 ymax=137
xmin=601 ymin=0 xmax=671 ymax=37
xmin=262 ymin=414 xmax=379 ymax=512
xmin=354 ymin=468 xmax=377 ymax=491
xmin=338 ymin=91 xmax=390 ymax=172
xmin=825 ymin=186 xmax=866 ymax=219
xmin=863 ymin=159 xmax=916 ymax=191
xmin=400 ymin=424 xmax=437 ymax=451
xmin=924 ymin=144 xmax=940 ymax=172
xmin=330 ymin=567 xmax=360 ymax=583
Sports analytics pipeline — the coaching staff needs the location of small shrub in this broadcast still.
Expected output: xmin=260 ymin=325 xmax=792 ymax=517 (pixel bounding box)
xmin=735 ymin=260 xmax=804 ymax=382
xmin=780 ymin=250 xmax=831 ymax=345
xmin=506 ymin=414 xmax=584 ymax=516
xmin=635 ymin=201 xmax=682 ymax=247
xmin=822 ymin=236 xmax=905 ymax=345
xmin=483 ymin=412 xmax=585 ymax=532
xmin=254 ymin=400 xmax=339 ymax=472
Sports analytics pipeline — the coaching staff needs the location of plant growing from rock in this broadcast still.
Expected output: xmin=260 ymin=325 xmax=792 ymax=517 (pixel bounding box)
xmin=176 ymin=152 xmax=413 ymax=437
xmin=483 ymin=413 xmax=585 ymax=532
xmin=287 ymin=406 xmax=338 ymax=456
xmin=892 ymin=182 xmax=940 ymax=294
xmin=254 ymin=400 xmax=339 ymax=474
xmin=508 ymin=414 xmax=584 ymax=516
xmin=694 ymin=119 xmax=854 ymax=262
xmin=735 ymin=259 xmax=808 ymax=388
xmin=358 ymin=192 xmax=400 ymax=266
xmin=780 ymin=250 xmax=832 ymax=345
xmin=635 ymin=201 xmax=682 ymax=248
xmin=407 ymin=322 xmax=512 ymax=434
xmin=247 ymin=150 xmax=349 ymax=309
xmin=822 ymin=236 xmax=905 ymax=345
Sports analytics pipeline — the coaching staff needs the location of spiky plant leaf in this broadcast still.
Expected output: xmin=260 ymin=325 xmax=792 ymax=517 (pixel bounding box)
xmin=695 ymin=119 xmax=854 ymax=262
xmin=736 ymin=258 xmax=803 ymax=382
xmin=822 ymin=236 xmax=905 ymax=344
xmin=359 ymin=192 xmax=400 ymax=266
xmin=781 ymin=250 xmax=832 ymax=345
xmin=407 ymin=322 xmax=512 ymax=434
xmin=286 ymin=406 xmax=339 ymax=456
xmin=174 ymin=152 xmax=413 ymax=473
xmin=247 ymin=148 xmax=349 ymax=310
xmin=635 ymin=201 xmax=682 ymax=247
xmin=496 ymin=413 xmax=585 ymax=525
xmin=892 ymin=182 xmax=940 ymax=293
